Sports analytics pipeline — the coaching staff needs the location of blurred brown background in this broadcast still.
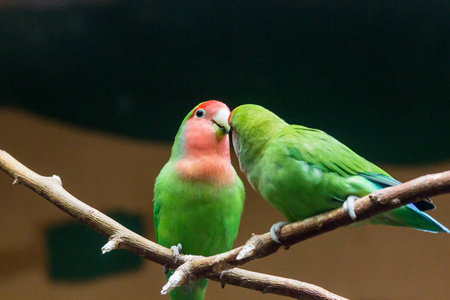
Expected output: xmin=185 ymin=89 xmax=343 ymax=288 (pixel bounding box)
xmin=1 ymin=108 xmax=449 ymax=300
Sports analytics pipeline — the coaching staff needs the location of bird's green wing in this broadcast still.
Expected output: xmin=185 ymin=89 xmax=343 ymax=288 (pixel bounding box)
xmin=275 ymin=125 xmax=439 ymax=219
xmin=279 ymin=125 xmax=390 ymax=178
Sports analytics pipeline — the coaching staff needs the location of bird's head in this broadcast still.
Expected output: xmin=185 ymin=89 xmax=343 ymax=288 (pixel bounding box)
xmin=172 ymin=100 xmax=232 ymax=159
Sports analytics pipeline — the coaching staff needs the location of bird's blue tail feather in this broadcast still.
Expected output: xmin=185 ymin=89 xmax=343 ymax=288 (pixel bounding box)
xmin=359 ymin=172 xmax=449 ymax=233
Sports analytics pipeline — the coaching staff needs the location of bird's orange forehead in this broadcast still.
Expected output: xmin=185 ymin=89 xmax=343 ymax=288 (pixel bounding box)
xmin=192 ymin=100 xmax=228 ymax=117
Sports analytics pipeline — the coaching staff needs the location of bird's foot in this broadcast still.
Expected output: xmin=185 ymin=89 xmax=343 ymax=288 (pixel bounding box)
xmin=270 ymin=221 xmax=290 ymax=249
xmin=343 ymin=195 xmax=358 ymax=221
xmin=163 ymin=243 xmax=183 ymax=274
xmin=170 ymin=243 xmax=183 ymax=263
xmin=220 ymin=270 xmax=228 ymax=289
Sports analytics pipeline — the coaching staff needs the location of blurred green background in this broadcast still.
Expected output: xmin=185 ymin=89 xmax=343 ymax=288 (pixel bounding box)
xmin=1 ymin=1 xmax=449 ymax=164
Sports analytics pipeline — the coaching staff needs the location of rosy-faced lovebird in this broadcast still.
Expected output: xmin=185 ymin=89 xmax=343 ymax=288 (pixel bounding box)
xmin=154 ymin=100 xmax=245 ymax=300
xmin=228 ymin=104 xmax=448 ymax=244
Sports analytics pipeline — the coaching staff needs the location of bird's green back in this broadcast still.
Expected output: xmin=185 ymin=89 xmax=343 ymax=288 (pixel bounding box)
xmin=231 ymin=104 xmax=388 ymax=179
xmin=248 ymin=124 xmax=388 ymax=221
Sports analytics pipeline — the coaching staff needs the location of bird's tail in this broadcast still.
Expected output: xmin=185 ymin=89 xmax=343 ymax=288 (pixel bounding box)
xmin=167 ymin=274 xmax=208 ymax=300
xmin=368 ymin=203 xmax=450 ymax=233
xmin=359 ymin=173 xmax=449 ymax=233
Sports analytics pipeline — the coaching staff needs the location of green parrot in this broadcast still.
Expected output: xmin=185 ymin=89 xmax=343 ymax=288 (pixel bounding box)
xmin=154 ymin=100 xmax=245 ymax=300
xmin=228 ymin=104 xmax=448 ymax=244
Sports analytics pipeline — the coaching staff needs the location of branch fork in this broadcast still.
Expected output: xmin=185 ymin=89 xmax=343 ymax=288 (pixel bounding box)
xmin=102 ymin=235 xmax=123 ymax=254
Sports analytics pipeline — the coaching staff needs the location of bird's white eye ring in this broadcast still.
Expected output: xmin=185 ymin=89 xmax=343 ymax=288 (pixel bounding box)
xmin=195 ymin=109 xmax=205 ymax=119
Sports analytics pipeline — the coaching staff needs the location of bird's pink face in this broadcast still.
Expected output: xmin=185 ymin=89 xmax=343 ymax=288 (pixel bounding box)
xmin=176 ymin=100 xmax=236 ymax=183
xmin=189 ymin=100 xmax=231 ymax=138
xmin=181 ymin=100 xmax=231 ymax=158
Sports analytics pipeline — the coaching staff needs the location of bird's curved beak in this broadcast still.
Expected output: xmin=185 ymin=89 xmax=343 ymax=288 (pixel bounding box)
xmin=212 ymin=108 xmax=231 ymax=135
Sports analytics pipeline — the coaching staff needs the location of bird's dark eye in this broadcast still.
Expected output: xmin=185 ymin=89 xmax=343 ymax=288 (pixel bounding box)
xmin=195 ymin=109 xmax=205 ymax=119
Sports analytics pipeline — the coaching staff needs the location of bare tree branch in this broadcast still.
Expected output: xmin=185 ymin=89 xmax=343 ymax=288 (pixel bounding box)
xmin=210 ymin=268 xmax=346 ymax=300
xmin=0 ymin=149 xmax=347 ymax=300
xmin=2 ymin=149 xmax=449 ymax=299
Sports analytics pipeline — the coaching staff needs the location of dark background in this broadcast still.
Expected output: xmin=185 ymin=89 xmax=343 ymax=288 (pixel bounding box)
xmin=1 ymin=0 xmax=449 ymax=164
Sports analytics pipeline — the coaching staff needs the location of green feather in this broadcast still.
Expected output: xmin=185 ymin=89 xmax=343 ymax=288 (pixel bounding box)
xmin=154 ymin=163 xmax=244 ymax=256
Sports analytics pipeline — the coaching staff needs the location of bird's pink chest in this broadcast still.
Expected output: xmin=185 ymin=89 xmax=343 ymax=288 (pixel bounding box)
xmin=176 ymin=157 xmax=235 ymax=185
